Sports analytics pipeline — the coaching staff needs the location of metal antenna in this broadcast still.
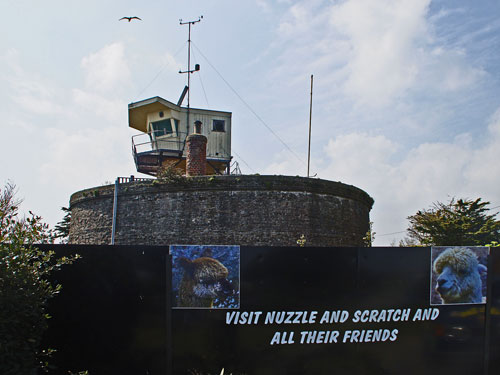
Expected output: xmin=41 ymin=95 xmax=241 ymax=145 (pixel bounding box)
xmin=179 ymin=15 xmax=202 ymax=135
xmin=307 ymin=74 xmax=313 ymax=178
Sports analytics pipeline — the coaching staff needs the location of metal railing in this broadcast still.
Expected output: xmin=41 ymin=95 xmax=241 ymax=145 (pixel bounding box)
xmin=116 ymin=176 xmax=153 ymax=184
xmin=131 ymin=131 xmax=188 ymax=157
xmin=230 ymin=161 xmax=242 ymax=175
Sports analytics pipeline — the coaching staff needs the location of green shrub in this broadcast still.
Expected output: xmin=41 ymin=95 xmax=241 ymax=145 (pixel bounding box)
xmin=0 ymin=182 xmax=79 ymax=375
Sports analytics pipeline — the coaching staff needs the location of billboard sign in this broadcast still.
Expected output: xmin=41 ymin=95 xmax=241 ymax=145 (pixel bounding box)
xmin=171 ymin=246 xmax=495 ymax=375
xmin=39 ymin=245 xmax=499 ymax=375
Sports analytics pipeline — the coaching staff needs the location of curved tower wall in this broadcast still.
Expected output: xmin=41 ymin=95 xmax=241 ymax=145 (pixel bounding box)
xmin=69 ymin=175 xmax=374 ymax=247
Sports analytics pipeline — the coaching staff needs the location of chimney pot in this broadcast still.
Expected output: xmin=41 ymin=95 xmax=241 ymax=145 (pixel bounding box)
xmin=194 ymin=120 xmax=202 ymax=134
xmin=186 ymin=123 xmax=207 ymax=176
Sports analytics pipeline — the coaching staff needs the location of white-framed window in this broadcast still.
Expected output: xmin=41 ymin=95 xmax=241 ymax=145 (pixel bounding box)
xmin=149 ymin=118 xmax=179 ymax=138
xmin=212 ymin=119 xmax=225 ymax=132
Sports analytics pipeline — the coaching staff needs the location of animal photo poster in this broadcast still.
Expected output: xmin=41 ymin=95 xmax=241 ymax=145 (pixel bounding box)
xmin=170 ymin=244 xmax=240 ymax=309
xmin=430 ymin=246 xmax=489 ymax=305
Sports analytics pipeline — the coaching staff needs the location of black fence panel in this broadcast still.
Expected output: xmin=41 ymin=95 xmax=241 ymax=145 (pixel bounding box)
xmin=488 ymin=247 xmax=500 ymax=375
xmin=40 ymin=245 xmax=170 ymax=375
xmin=38 ymin=245 xmax=499 ymax=375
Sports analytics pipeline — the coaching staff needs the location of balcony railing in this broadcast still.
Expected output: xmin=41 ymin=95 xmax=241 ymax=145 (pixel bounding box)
xmin=116 ymin=176 xmax=153 ymax=184
xmin=131 ymin=130 xmax=232 ymax=176
xmin=131 ymin=131 xmax=188 ymax=157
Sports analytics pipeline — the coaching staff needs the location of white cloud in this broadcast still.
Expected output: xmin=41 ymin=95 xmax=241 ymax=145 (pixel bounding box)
xmin=1 ymin=49 xmax=65 ymax=115
xmin=81 ymin=42 xmax=131 ymax=93
xmin=2 ymin=45 xmax=131 ymax=126
xmin=278 ymin=2 xmax=314 ymax=36
xmin=0 ymin=42 xmax=137 ymax=228
xmin=39 ymin=126 xmax=135 ymax=190
xmin=424 ymin=47 xmax=485 ymax=92
xmin=256 ymin=0 xmax=294 ymax=13
xmin=330 ymin=0 xmax=429 ymax=106
xmin=314 ymin=106 xmax=500 ymax=245
xmin=12 ymin=91 xmax=64 ymax=116
xmin=160 ymin=52 xmax=183 ymax=71
xmin=270 ymin=0 xmax=484 ymax=108
xmin=322 ymin=132 xmax=398 ymax=185
xmin=262 ymin=148 xmax=308 ymax=176
xmin=429 ymin=7 xmax=466 ymax=23
xmin=34 ymin=43 xmax=136 ymax=189
xmin=463 ymin=108 xmax=500 ymax=195
xmin=72 ymin=88 xmax=124 ymax=123
xmin=256 ymin=0 xmax=272 ymax=13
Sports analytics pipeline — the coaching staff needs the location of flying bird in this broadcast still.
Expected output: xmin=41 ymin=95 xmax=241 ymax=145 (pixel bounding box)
xmin=119 ymin=17 xmax=142 ymax=22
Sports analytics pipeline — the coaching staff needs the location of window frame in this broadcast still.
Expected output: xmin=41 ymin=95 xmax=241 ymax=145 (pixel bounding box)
xmin=149 ymin=118 xmax=178 ymax=138
xmin=212 ymin=119 xmax=225 ymax=132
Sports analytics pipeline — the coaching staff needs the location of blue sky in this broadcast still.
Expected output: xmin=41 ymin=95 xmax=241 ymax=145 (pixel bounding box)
xmin=1 ymin=0 xmax=499 ymax=245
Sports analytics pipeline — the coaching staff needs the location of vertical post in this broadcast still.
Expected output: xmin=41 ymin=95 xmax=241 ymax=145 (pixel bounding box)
xmin=482 ymin=246 xmax=493 ymax=375
xmin=179 ymin=16 xmax=202 ymax=137
xmin=307 ymin=74 xmax=314 ymax=178
xmin=111 ymin=178 xmax=119 ymax=245
xmin=166 ymin=253 xmax=173 ymax=374
xmin=187 ymin=22 xmax=191 ymax=110
xmin=187 ymin=21 xmax=192 ymax=136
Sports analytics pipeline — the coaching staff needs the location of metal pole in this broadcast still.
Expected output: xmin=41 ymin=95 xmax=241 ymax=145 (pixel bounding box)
xmin=179 ymin=16 xmax=202 ymax=136
xmin=307 ymin=74 xmax=313 ymax=178
xmin=111 ymin=178 xmax=119 ymax=244
xmin=187 ymin=22 xmax=191 ymax=134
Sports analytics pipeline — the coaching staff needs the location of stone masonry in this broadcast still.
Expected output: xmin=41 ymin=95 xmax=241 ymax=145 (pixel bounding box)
xmin=69 ymin=175 xmax=374 ymax=247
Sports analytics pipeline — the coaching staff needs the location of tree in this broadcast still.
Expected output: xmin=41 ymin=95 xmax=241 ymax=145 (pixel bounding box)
xmin=404 ymin=197 xmax=500 ymax=246
xmin=363 ymin=221 xmax=376 ymax=247
xmin=54 ymin=206 xmax=71 ymax=243
xmin=0 ymin=182 xmax=78 ymax=375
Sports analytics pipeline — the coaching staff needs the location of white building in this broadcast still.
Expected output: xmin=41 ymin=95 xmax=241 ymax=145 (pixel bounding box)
xmin=129 ymin=96 xmax=232 ymax=176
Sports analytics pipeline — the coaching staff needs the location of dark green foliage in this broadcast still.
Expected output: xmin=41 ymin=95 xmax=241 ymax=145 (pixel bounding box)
xmin=54 ymin=206 xmax=71 ymax=243
xmin=363 ymin=221 xmax=376 ymax=247
xmin=0 ymin=183 xmax=79 ymax=375
xmin=155 ymin=162 xmax=188 ymax=185
xmin=405 ymin=198 xmax=500 ymax=246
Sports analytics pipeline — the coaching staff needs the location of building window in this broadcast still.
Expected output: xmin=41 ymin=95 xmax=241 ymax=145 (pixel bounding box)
xmin=212 ymin=119 xmax=225 ymax=132
xmin=150 ymin=119 xmax=177 ymax=137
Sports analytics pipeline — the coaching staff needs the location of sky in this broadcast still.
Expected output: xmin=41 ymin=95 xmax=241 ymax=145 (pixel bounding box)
xmin=1 ymin=0 xmax=499 ymax=245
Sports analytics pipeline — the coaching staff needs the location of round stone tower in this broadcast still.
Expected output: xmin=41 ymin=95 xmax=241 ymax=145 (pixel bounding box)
xmin=68 ymin=175 xmax=374 ymax=247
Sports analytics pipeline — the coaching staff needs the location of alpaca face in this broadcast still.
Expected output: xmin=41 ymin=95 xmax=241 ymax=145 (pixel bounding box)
xmin=436 ymin=264 xmax=479 ymax=303
xmin=433 ymin=248 xmax=483 ymax=304
xmin=190 ymin=257 xmax=230 ymax=299
xmin=178 ymin=256 xmax=233 ymax=307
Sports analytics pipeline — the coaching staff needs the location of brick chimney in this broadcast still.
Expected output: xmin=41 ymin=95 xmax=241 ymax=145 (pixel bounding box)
xmin=186 ymin=120 xmax=207 ymax=176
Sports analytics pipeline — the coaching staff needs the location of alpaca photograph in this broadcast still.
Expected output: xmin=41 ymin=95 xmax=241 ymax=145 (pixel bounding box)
xmin=430 ymin=247 xmax=489 ymax=305
xmin=170 ymin=245 xmax=240 ymax=309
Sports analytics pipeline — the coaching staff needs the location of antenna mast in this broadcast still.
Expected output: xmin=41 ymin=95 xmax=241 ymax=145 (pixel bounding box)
xmin=307 ymin=74 xmax=313 ymax=178
xmin=179 ymin=15 xmax=202 ymax=135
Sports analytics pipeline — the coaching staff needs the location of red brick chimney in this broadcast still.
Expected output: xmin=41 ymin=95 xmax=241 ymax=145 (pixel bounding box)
xmin=186 ymin=120 xmax=207 ymax=176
